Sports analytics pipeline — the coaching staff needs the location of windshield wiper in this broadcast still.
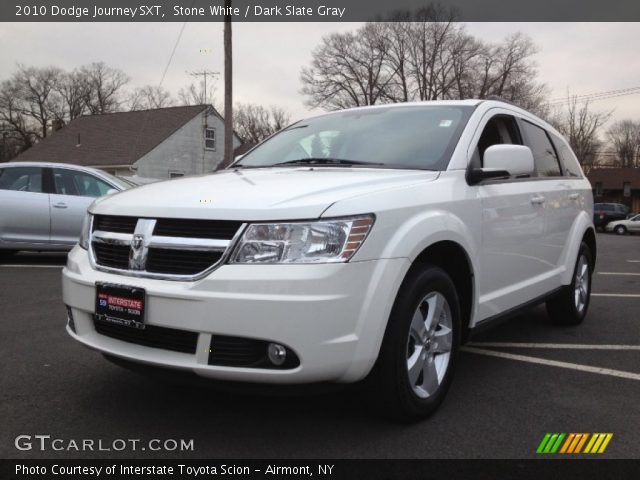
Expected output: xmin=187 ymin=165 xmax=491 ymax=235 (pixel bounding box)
xmin=271 ymin=158 xmax=384 ymax=167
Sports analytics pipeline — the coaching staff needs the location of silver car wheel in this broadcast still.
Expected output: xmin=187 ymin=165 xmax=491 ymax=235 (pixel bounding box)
xmin=406 ymin=291 xmax=453 ymax=399
xmin=574 ymin=254 xmax=590 ymax=313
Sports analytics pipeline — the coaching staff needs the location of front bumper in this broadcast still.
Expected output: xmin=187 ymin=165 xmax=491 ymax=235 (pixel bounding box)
xmin=62 ymin=245 xmax=409 ymax=384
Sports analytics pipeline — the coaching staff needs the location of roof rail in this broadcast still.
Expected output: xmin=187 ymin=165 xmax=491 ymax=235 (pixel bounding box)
xmin=485 ymin=95 xmax=517 ymax=106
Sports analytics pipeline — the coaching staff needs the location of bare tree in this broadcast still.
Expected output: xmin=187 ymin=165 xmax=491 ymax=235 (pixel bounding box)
xmin=54 ymin=70 xmax=89 ymax=122
xmin=233 ymin=103 xmax=290 ymax=143
xmin=0 ymin=80 xmax=38 ymax=159
xmin=607 ymin=120 xmax=640 ymax=168
xmin=128 ymin=85 xmax=175 ymax=110
xmin=177 ymin=80 xmax=218 ymax=106
xmin=13 ymin=65 xmax=63 ymax=139
xmin=300 ymin=23 xmax=394 ymax=110
xmin=301 ymin=18 xmax=546 ymax=112
xmin=80 ymin=62 xmax=129 ymax=114
xmin=550 ymin=96 xmax=610 ymax=172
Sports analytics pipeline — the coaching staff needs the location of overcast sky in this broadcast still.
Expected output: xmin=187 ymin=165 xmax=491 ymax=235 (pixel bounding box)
xmin=1 ymin=22 xmax=639 ymax=124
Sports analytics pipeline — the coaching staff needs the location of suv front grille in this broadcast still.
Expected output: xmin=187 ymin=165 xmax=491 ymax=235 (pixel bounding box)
xmin=146 ymin=248 xmax=224 ymax=275
xmin=93 ymin=215 xmax=137 ymax=234
xmin=93 ymin=243 xmax=130 ymax=270
xmin=154 ymin=219 xmax=242 ymax=240
xmin=90 ymin=216 xmax=244 ymax=280
xmin=94 ymin=318 xmax=198 ymax=354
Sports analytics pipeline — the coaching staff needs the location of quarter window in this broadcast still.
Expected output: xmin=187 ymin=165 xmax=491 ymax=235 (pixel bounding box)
xmin=0 ymin=167 xmax=43 ymax=192
xmin=520 ymin=121 xmax=562 ymax=177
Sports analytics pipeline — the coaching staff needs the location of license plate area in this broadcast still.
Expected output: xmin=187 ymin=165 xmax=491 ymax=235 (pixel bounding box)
xmin=95 ymin=283 xmax=146 ymax=329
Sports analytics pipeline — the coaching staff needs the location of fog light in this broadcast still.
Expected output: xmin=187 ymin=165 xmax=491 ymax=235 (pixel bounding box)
xmin=267 ymin=343 xmax=287 ymax=366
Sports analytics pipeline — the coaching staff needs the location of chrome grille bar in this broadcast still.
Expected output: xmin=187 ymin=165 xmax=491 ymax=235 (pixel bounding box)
xmin=88 ymin=216 xmax=245 ymax=281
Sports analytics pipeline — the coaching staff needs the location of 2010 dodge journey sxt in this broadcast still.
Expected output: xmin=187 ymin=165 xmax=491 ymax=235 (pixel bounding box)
xmin=62 ymin=99 xmax=596 ymax=420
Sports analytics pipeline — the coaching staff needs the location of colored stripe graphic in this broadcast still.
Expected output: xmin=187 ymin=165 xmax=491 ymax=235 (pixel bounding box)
xmin=537 ymin=433 xmax=612 ymax=454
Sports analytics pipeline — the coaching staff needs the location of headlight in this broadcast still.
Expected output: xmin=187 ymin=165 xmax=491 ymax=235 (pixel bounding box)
xmin=230 ymin=215 xmax=374 ymax=264
xmin=78 ymin=213 xmax=92 ymax=250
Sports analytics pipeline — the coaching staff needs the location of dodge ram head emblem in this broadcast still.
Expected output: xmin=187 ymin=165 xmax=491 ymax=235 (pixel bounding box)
xmin=129 ymin=234 xmax=147 ymax=270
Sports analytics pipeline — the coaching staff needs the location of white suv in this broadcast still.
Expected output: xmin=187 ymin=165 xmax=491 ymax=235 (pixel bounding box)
xmin=62 ymin=100 xmax=595 ymax=420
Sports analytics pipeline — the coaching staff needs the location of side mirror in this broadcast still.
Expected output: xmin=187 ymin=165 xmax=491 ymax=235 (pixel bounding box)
xmin=467 ymin=144 xmax=534 ymax=185
xmin=106 ymin=188 xmax=119 ymax=195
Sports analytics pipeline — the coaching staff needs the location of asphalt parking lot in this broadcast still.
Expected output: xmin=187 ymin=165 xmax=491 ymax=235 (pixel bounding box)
xmin=1 ymin=233 xmax=638 ymax=459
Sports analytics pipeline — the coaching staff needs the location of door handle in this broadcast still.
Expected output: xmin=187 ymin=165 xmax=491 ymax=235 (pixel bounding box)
xmin=53 ymin=202 xmax=68 ymax=209
xmin=568 ymin=193 xmax=580 ymax=200
xmin=530 ymin=195 xmax=545 ymax=205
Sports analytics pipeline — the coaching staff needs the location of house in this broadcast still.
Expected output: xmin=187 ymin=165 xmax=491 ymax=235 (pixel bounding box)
xmin=12 ymin=105 xmax=241 ymax=179
xmin=587 ymin=167 xmax=640 ymax=212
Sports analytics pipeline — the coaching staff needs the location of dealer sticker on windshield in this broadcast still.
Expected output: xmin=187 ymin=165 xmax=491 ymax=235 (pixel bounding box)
xmin=439 ymin=119 xmax=453 ymax=127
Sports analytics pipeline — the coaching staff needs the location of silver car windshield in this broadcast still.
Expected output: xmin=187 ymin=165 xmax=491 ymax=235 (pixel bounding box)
xmin=235 ymin=105 xmax=473 ymax=171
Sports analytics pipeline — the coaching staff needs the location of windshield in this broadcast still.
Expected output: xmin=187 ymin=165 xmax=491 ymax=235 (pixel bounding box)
xmin=235 ymin=105 xmax=473 ymax=171
xmin=99 ymin=172 xmax=133 ymax=190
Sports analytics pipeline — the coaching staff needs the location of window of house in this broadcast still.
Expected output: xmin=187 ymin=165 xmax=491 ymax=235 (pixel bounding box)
xmin=520 ymin=120 xmax=562 ymax=177
xmin=595 ymin=182 xmax=603 ymax=197
xmin=205 ymin=128 xmax=215 ymax=150
xmin=623 ymin=182 xmax=631 ymax=197
xmin=169 ymin=171 xmax=185 ymax=178
xmin=0 ymin=167 xmax=43 ymax=192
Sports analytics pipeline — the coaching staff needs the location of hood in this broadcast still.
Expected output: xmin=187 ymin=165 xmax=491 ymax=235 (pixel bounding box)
xmin=90 ymin=167 xmax=439 ymax=220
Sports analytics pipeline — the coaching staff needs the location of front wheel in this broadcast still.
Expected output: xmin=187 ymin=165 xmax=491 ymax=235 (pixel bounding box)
xmin=546 ymin=242 xmax=592 ymax=326
xmin=370 ymin=265 xmax=461 ymax=421
xmin=615 ymin=225 xmax=627 ymax=235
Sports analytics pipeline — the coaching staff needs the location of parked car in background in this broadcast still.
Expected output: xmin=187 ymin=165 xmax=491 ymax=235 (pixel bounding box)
xmin=593 ymin=203 xmax=629 ymax=229
xmin=0 ymin=162 xmax=131 ymax=254
xmin=605 ymin=214 xmax=640 ymax=235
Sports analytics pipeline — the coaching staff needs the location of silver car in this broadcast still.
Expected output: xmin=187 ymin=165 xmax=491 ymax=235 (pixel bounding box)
xmin=0 ymin=162 xmax=131 ymax=253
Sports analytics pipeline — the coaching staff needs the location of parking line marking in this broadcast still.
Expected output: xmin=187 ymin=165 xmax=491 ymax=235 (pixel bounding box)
xmin=467 ymin=342 xmax=640 ymax=350
xmin=0 ymin=264 xmax=63 ymax=268
xmin=598 ymin=272 xmax=640 ymax=276
xmin=627 ymin=260 xmax=640 ymax=263
xmin=461 ymin=346 xmax=640 ymax=381
xmin=591 ymin=293 xmax=640 ymax=298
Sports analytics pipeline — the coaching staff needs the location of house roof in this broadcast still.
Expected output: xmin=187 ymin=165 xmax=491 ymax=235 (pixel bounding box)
xmin=12 ymin=105 xmax=208 ymax=167
xmin=587 ymin=167 xmax=640 ymax=190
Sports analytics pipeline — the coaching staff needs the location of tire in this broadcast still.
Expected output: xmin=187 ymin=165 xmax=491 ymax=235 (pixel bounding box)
xmin=546 ymin=242 xmax=592 ymax=326
xmin=615 ymin=225 xmax=627 ymax=235
xmin=370 ymin=265 xmax=461 ymax=421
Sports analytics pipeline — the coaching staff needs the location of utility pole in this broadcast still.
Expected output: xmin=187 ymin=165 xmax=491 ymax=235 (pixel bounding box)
xmin=186 ymin=69 xmax=219 ymax=105
xmin=223 ymin=0 xmax=233 ymax=168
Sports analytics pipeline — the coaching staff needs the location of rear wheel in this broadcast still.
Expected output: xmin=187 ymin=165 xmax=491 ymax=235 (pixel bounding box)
xmin=371 ymin=265 xmax=461 ymax=421
xmin=546 ymin=242 xmax=592 ymax=326
xmin=614 ymin=225 xmax=627 ymax=235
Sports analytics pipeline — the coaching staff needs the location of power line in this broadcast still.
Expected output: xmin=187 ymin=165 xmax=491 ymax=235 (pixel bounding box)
xmin=549 ymin=86 xmax=640 ymax=106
